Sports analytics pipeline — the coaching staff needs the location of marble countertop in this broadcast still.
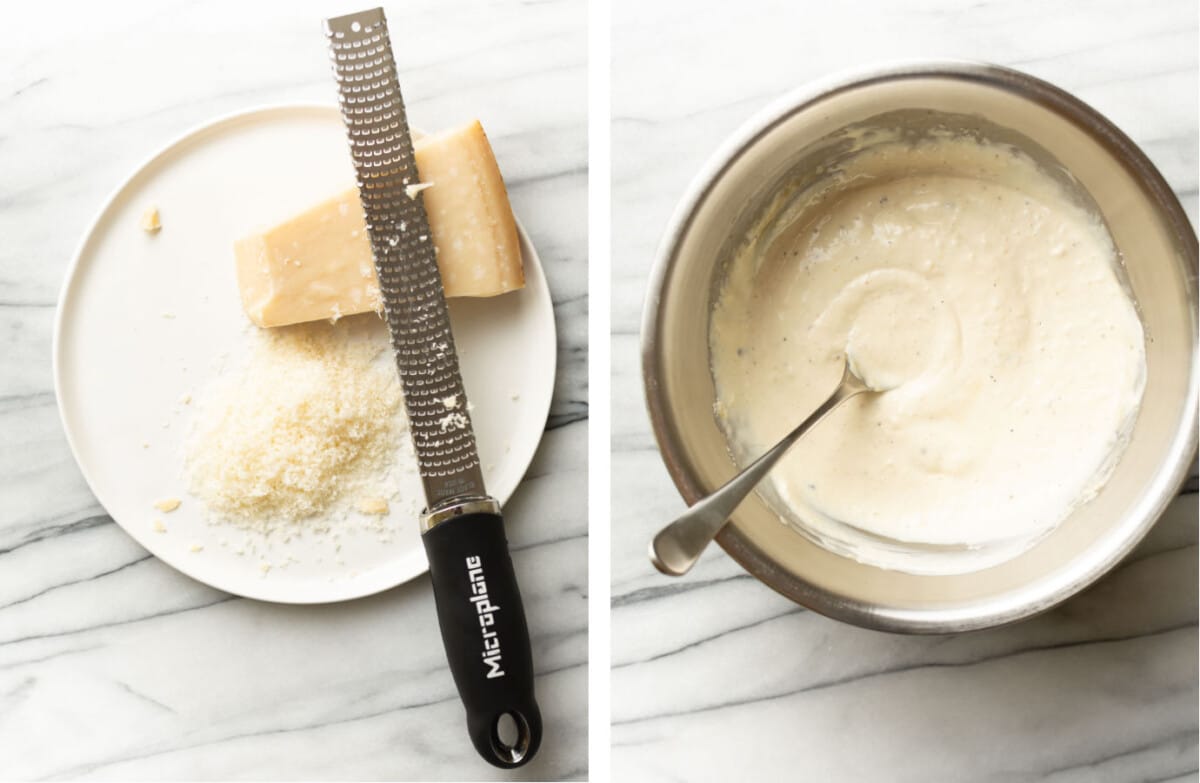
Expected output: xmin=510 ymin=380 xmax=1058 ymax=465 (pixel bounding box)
xmin=611 ymin=0 xmax=1198 ymax=781
xmin=0 ymin=1 xmax=586 ymax=780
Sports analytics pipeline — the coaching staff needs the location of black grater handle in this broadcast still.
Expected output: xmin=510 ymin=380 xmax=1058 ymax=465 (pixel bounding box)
xmin=421 ymin=511 xmax=542 ymax=768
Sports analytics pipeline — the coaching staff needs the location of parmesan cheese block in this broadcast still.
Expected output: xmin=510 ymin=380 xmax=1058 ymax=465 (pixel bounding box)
xmin=234 ymin=120 xmax=524 ymax=328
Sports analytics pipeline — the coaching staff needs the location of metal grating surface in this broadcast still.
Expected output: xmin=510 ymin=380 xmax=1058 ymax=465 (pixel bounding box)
xmin=324 ymin=8 xmax=485 ymax=507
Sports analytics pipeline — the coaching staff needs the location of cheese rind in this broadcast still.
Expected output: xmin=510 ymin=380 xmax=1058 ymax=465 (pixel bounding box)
xmin=414 ymin=121 xmax=524 ymax=299
xmin=235 ymin=120 xmax=524 ymax=328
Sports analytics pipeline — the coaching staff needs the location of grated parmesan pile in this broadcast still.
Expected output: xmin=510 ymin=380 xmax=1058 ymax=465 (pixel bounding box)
xmin=185 ymin=318 xmax=413 ymax=533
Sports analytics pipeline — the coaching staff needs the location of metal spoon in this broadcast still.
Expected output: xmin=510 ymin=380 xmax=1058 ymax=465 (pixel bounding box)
xmin=649 ymin=359 xmax=876 ymax=576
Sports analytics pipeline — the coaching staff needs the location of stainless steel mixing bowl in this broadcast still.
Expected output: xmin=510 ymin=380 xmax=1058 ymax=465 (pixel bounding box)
xmin=641 ymin=61 xmax=1198 ymax=633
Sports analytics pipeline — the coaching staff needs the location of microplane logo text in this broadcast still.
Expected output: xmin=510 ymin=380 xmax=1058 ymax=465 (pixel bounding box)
xmin=466 ymin=555 xmax=505 ymax=679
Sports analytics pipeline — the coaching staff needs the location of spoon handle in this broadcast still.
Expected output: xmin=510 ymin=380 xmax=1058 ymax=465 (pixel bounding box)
xmin=650 ymin=363 xmax=869 ymax=576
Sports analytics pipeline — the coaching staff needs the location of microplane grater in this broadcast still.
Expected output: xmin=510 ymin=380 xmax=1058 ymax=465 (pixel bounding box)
xmin=324 ymin=7 xmax=483 ymax=509
xmin=323 ymin=8 xmax=543 ymax=769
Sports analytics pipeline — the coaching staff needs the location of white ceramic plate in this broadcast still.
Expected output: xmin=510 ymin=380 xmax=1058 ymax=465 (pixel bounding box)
xmin=53 ymin=104 xmax=556 ymax=603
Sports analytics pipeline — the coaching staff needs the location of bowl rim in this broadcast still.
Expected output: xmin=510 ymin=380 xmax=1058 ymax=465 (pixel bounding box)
xmin=640 ymin=59 xmax=1199 ymax=633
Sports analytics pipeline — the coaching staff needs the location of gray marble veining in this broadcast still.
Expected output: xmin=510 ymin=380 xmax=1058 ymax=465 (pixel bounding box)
xmin=611 ymin=0 xmax=1198 ymax=780
xmin=0 ymin=1 xmax=586 ymax=780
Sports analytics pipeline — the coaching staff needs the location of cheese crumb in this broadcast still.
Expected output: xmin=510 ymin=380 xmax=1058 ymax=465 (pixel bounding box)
xmin=438 ymin=412 xmax=468 ymax=432
xmin=140 ymin=206 xmax=162 ymax=234
xmin=154 ymin=498 xmax=181 ymax=513
xmin=179 ymin=393 xmax=192 ymax=405
xmin=405 ymin=181 xmax=434 ymax=199
xmin=189 ymin=543 xmax=204 ymax=553
xmin=357 ymin=497 xmax=389 ymax=515
xmin=161 ymin=312 xmax=176 ymax=320
xmin=152 ymin=519 xmax=167 ymax=533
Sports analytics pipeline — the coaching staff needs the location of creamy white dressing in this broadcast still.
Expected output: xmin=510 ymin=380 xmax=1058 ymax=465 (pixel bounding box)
xmin=710 ymin=134 xmax=1145 ymax=572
